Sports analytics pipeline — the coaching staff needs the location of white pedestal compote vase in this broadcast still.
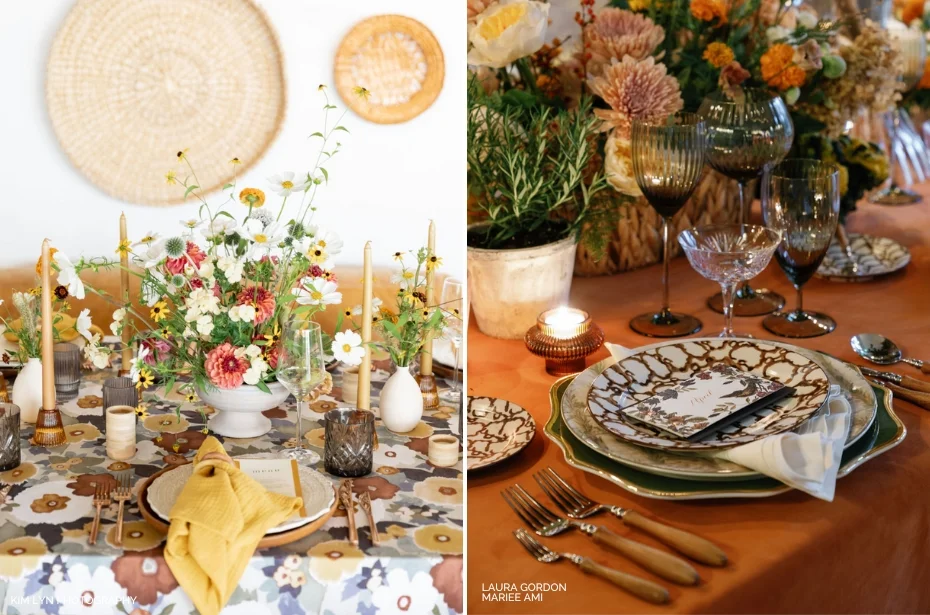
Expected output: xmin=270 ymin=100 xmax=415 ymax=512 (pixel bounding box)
xmin=196 ymin=382 xmax=290 ymax=438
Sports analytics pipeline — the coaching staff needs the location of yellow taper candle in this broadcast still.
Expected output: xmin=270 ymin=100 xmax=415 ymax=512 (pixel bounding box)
xmin=357 ymin=241 xmax=373 ymax=411
xmin=420 ymin=220 xmax=436 ymax=376
xmin=119 ymin=213 xmax=132 ymax=373
xmin=40 ymin=239 xmax=56 ymax=410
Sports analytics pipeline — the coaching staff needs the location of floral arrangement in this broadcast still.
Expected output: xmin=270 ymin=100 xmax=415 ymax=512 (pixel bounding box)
xmin=48 ymin=88 xmax=366 ymax=408
xmin=345 ymin=248 xmax=450 ymax=368
xmin=896 ymin=0 xmax=930 ymax=108
xmin=467 ymin=0 xmax=900 ymax=224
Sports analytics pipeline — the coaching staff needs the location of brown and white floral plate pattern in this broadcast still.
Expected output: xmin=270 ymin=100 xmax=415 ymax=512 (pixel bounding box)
xmin=588 ymin=340 xmax=830 ymax=451
xmin=467 ymin=397 xmax=536 ymax=471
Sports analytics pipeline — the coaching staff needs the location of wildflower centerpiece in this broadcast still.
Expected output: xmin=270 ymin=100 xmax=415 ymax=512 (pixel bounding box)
xmin=60 ymin=89 xmax=365 ymax=438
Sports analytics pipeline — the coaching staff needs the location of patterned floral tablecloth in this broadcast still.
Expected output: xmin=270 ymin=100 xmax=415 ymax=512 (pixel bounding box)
xmin=0 ymin=361 xmax=463 ymax=615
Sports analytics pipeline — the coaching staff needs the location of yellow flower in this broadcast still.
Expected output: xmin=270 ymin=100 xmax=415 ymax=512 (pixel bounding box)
xmin=426 ymin=255 xmax=443 ymax=271
xmin=343 ymin=308 xmax=352 ymax=317
xmin=263 ymin=323 xmax=281 ymax=346
xmin=176 ymin=149 xmax=189 ymax=161
xmin=690 ymin=0 xmax=728 ymax=24
xmin=414 ymin=524 xmax=463 ymax=554
xmin=0 ymin=537 xmax=47 ymax=577
xmin=115 ymin=239 xmax=132 ymax=256
xmin=239 ymin=187 xmax=266 ymax=208
xmin=229 ymin=157 xmax=241 ymax=165
xmin=165 ymin=170 xmax=177 ymax=185
xmin=35 ymin=247 xmax=58 ymax=276
xmin=28 ymin=286 xmax=41 ymax=296
xmin=135 ymin=404 xmax=149 ymax=420
xmin=393 ymin=251 xmax=405 ymax=261
xmin=703 ymin=42 xmax=734 ymax=68
xmin=317 ymin=84 xmax=327 ymax=91
xmin=150 ymin=300 xmax=170 ymax=322
xmin=421 ymin=309 xmax=432 ymax=321
xmin=353 ymin=86 xmax=371 ymax=100
xmin=307 ymin=540 xmax=364 ymax=582
xmin=136 ymin=368 xmax=155 ymax=390
xmin=185 ymin=392 xmax=197 ymax=404
xmin=629 ymin=0 xmax=650 ymax=9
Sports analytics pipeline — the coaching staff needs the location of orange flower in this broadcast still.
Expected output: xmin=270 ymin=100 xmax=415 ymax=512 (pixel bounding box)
xmin=703 ymin=42 xmax=734 ymax=68
xmin=690 ymin=0 xmax=728 ymax=24
xmin=239 ymin=188 xmax=266 ymax=208
xmin=919 ymin=58 xmax=930 ymax=89
xmin=35 ymin=247 xmax=58 ymax=276
xmin=903 ymin=0 xmax=925 ymax=25
xmin=761 ymin=43 xmax=806 ymax=90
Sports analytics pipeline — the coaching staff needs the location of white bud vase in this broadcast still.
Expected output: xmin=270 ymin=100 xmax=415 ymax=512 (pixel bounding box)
xmin=12 ymin=358 xmax=43 ymax=423
xmin=379 ymin=364 xmax=423 ymax=434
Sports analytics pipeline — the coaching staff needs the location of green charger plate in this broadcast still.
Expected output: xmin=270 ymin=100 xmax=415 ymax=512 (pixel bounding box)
xmin=545 ymin=376 xmax=906 ymax=500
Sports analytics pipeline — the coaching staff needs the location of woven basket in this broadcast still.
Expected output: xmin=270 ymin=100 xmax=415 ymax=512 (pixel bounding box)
xmin=574 ymin=170 xmax=742 ymax=276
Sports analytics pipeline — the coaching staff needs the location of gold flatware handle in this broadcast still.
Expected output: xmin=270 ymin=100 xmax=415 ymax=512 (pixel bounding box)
xmin=622 ymin=510 xmax=727 ymax=567
xmin=591 ymin=526 xmax=700 ymax=586
xmin=876 ymin=381 xmax=930 ymax=410
xmin=115 ymin=501 xmax=126 ymax=546
xmin=577 ymin=557 xmax=669 ymax=604
xmin=88 ymin=504 xmax=103 ymax=546
xmin=900 ymin=374 xmax=930 ymax=393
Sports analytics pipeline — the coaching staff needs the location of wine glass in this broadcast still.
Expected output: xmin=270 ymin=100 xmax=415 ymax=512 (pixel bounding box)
xmin=276 ymin=315 xmax=326 ymax=461
xmin=761 ymin=159 xmax=841 ymax=338
xmin=629 ymin=113 xmax=705 ymax=338
xmin=439 ymin=278 xmax=464 ymax=402
xmin=678 ymin=224 xmax=782 ymax=338
xmin=699 ymin=88 xmax=794 ymax=316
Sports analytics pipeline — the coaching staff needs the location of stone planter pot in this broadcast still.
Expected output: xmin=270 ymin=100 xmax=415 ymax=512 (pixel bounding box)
xmin=467 ymin=224 xmax=577 ymax=339
xmin=196 ymin=381 xmax=291 ymax=438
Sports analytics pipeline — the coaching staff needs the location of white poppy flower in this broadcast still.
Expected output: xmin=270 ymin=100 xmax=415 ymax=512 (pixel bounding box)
xmin=195 ymin=314 xmax=214 ymax=338
xmin=267 ymin=172 xmax=309 ymax=197
xmin=333 ymin=329 xmax=365 ymax=366
xmin=228 ymin=304 xmax=257 ymax=323
xmin=294 ymin=277 xmax=342 ymax=306
xmin=52 ymin=252 xmax=85 ymax=300
xmin=217 ymin=255 xmax=245 ymax=284
xmin=467 ymin=0 xmax=549 ymax=68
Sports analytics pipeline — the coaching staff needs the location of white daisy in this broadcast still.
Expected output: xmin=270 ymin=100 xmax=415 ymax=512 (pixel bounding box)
xmin=306 ymin=225 xmax=344 ymax=257
xmin=267 ymin=172 xmax=309 ymax=197
xmin=332 ymin=329 xmax=365 ymax=365
xmin=351 ymin=297 xmax=383 ymax=315
xmin=133 ymin=231 xmax=161 ymax=247
xmin=75 ymin=308 xmax=93 ymax=342
xmin=294 ymin=277 xmax=342 ymax=306
xmin=390 ymin=269 xmax=421 ymax=290
xmin=179 ymin=218 xmax=203 ymax=231
xmin=52 ymin=252 xmax=85 ymax=300
xmin=239 ymin=219 xmax=285 ymax=259
xmin=202 ymin=217 xmax=237 ymax=241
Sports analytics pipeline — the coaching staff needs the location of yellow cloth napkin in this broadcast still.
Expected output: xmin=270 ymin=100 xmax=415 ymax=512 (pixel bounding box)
xmin=163 ymin=437 xmax=303 ymax=615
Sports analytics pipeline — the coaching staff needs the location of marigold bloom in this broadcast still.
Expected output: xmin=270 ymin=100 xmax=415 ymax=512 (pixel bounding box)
xmin=761 ymin=43 xmax=806 ymax=90
xmin=690 ymin=0 xmax=728 ymax=24
xmin=239 ymin=188 xmax=266 ymax=208
xmin=703 ymin=42 xmax=734 ymax=68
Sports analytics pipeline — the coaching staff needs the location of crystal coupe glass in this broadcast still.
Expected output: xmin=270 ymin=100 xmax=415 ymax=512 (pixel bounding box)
xmin=761 ymin=159 xmax=841 ymax=338
xmin=699 ymin=88 xmax=793 ymax=316
xmin=629 ymin=113 xmax=706 ymax=337
xmin=678 ymin=224 xmax=781 ymax=338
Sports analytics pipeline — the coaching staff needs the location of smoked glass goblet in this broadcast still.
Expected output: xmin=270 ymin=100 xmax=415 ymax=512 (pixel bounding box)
xmin=761 ymin=159 xmax=841 ymax=338
xmin=699 ymin=88 xmax=793 ymax=316
xmin=678 ymin=224 xmax=781 ymax=338
xmin=629 ymin=113 xmax=706 ymax=338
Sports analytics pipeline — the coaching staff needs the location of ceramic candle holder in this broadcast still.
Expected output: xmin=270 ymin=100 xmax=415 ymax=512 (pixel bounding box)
xmin=106 ymin=405 xmax=136 ymax=461
xmin=428 ymin=435 xmax=459 ymax=467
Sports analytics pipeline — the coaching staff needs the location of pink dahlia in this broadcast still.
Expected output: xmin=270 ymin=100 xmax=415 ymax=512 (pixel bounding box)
xmin=588 ymin=56 xmax=683 ymax=140
xmin=165 ymin=242 xmax=206 ymax=276
xmin=204 ymin=343 xmax=249 ymax=389
xmin=585 ymin=9 xmax=665 ymax=74
xmin=236 ymin=286 xmax=276 ymax=325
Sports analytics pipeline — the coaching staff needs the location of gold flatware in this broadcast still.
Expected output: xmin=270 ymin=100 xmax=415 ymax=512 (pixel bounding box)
xmin=339 ymin=480 xmax=358 ymax=546
xmin=89 ymin=482 xmax=110 ymax=546
xmin=358 ymin=491 xmax=380 ymax=546
xmin=534 ymin=467 xmax=727 ymax=567
xmin=112 ymin=475 xmax=132 ymax=547
xmin=514 ymin=529 xmax=669 ymax=604
xmin=502 ymin=484 xmax=699 ymax=585
xmin=0 ymin=484 xmax=10 ymax=505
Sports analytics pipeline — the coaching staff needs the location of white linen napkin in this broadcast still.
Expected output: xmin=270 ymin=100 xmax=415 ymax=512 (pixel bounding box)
xmin=607 ymin=343 xmax=850 ymax=501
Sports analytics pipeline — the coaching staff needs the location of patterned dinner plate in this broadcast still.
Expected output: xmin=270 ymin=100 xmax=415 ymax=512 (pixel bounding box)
xmin=816 ymin=233 xmax=911 ymax=282
xmin=147 ymin=460 xmax=335 ymax=534
xmin=564 ymin=346 xmax=876 ymax=481
xmin=467 ymin=396 xmax=536 ymax=471
xmin=588 ymin=340 xmax=831 ymax=452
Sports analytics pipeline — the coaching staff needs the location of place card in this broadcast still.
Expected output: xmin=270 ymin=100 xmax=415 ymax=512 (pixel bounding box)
xmin=235 ymin=458 xmax=307 ymax=518
xmin=621 ymin=364 xmax=794 ymax=440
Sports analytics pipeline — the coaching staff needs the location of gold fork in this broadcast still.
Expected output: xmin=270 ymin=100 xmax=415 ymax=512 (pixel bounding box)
xmin=339 ymin=480 xmax=358 ymax=546
xmin=112 ymin=475 xmax=132 ymax=547
xmin=88 ymin=482 xmax=110 ymax=546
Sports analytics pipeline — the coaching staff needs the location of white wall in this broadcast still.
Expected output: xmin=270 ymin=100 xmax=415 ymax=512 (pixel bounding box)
xmin=0 ymin=0 xmax=465 ymax=278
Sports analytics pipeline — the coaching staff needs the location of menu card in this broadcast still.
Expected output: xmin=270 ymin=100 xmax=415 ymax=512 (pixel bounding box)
xmin=235 ymin=458 xmax=307 ymax=518
xmin=621 ymin=364 xmax=794 ymax=440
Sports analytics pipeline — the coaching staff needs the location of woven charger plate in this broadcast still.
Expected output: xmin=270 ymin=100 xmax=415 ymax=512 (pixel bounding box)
xmin=46 ymin=0 xmax=286 ymax=206
xmin=335 ymin=15 xmax=444 ymax=124
xmin=139 ymin=464 xmax=338 ymax=549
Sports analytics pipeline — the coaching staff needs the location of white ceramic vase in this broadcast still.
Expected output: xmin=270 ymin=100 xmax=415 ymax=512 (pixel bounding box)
xmin=195 ymin=381 xmax=291 ymax=438
xmin=379 ymin=365 xmax=423 ymax=433
xmin=467 ymin=223 xmax=578 ymax=339
xmin=12 ymin=358 xmax=43 ymax=423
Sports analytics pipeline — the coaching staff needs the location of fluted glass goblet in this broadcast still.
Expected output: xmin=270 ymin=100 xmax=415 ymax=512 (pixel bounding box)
xmin=629 ymin=113 xmax=706 ymax=337
xmin=761 ymin=159 xmax=841 ymax=338
xmin=699 ymin=88 xmax=793 ymax=316
xmin=678 ymin=224 xmax=781 ymax=338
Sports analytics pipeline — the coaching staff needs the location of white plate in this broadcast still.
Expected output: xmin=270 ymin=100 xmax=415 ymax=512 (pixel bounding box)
xmin=467 ymin=396 xmax=535 ymax=470
xmin=147 ymin=460 xmax=335 ymax=534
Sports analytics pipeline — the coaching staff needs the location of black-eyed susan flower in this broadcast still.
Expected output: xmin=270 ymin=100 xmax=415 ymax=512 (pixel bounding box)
xmin=135 ymin=403 xmax=149 ymax=420
xmin=136 ymin=369 xmax=154 ymax=391
xmin=176 ymin=149 xmax=189 ymax=161
xmin=426 ymin=255 xmax=443 ymax=271
xmin=229 ymin=157 xmax=241 ymax=165
xmin=165 ymin=170 xmax=177 ymax=185
xmin=115 ymin=239 xmax=132 ymax=257
xmin=150 ymin=300 xmax=170 ymax=323
xmin=353 ymin=86 xmax=371 ymax=100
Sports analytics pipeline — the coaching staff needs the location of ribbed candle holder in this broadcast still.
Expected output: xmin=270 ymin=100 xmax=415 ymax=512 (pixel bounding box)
xmin=525 ymin=308 xmax=605 ymax=375
xmin=32 ymin=408 xmax=66 ymax=447
xmin=416 ymin=373 xmax=440 ymax=409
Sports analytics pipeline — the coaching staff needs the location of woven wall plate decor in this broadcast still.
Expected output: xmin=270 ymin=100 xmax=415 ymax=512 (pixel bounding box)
xmin=46 ymin=0 xmax=286 ymax=206
xmin=334 ymin=15 xmax=444 ymax=124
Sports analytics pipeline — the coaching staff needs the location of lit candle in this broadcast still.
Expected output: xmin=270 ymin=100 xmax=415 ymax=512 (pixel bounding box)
xmin=40 ymin=239 xmax=56 ymax=410
xmin=420 ymin=220 xmax=436 ymax=376
xmin=357 ymin=241 xmax=373 ymax=411
xmin=119 ymin=213 xmax=132 ymax=373
xmin=542 ymin=307 xmax=587 ymax=339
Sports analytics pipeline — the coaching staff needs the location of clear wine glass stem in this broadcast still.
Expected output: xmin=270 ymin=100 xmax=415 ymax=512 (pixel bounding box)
xmin=296 ymin=397 xmax=304 ymax=452
xmin=452 ymin=346 xmax=460 ymax=394
xmin=720 ymin=282 xmax=736 ymax=338
xmin=735 ymin=180 xmax=755 ymax=299
xmin=661 ymin=217 xmax=671 ymax=316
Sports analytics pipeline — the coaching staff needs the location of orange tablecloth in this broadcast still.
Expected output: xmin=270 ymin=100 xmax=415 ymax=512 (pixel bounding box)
xmin=467 ymin=199 xmax=930 ymax=614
